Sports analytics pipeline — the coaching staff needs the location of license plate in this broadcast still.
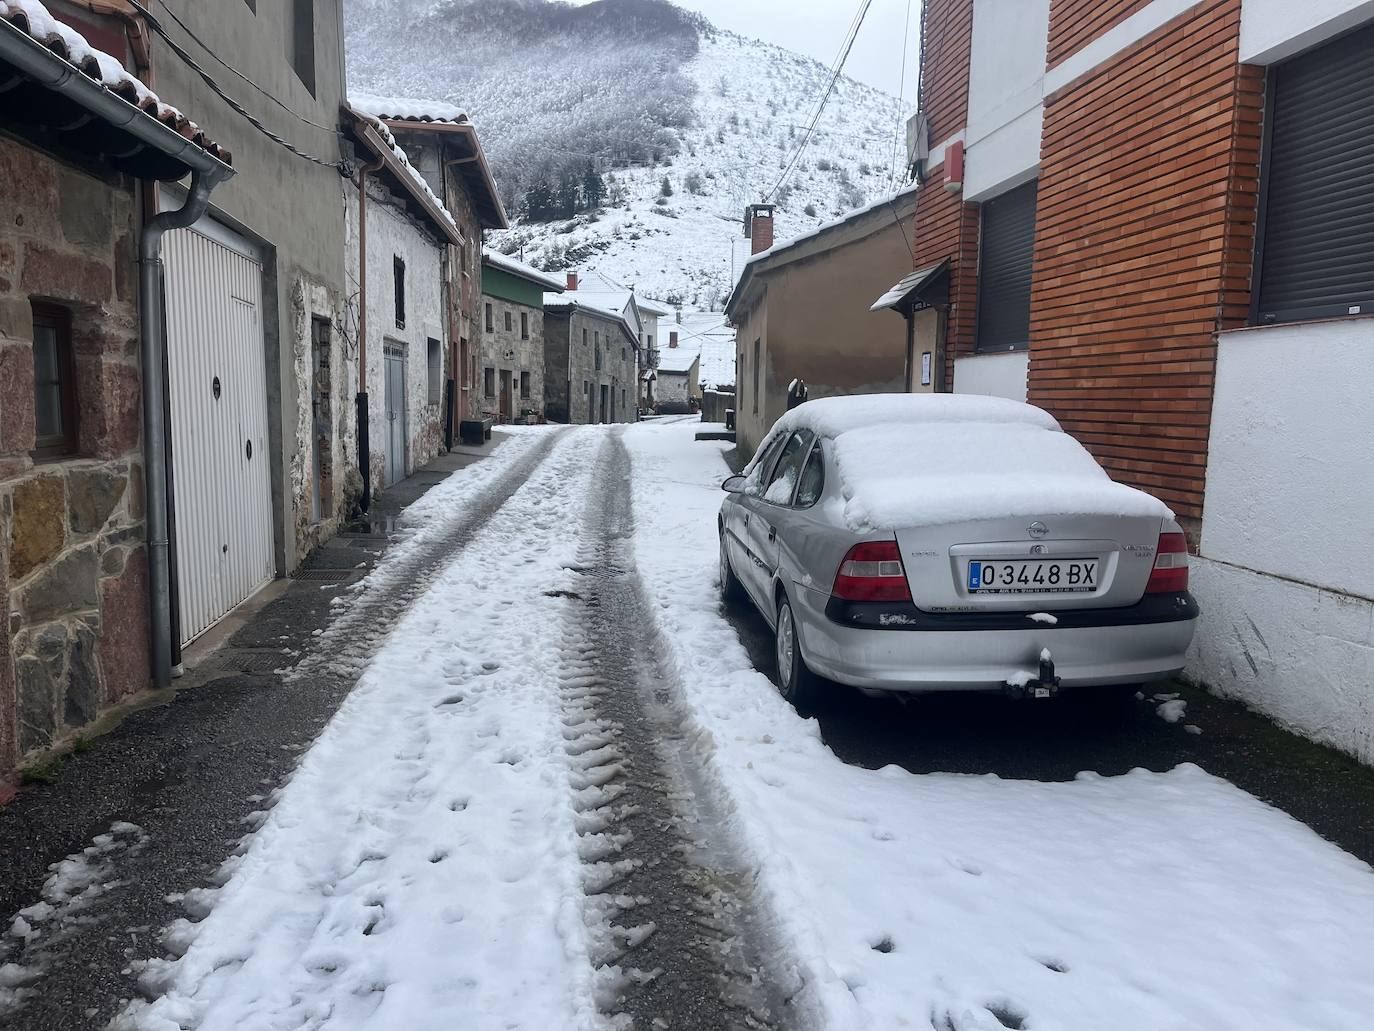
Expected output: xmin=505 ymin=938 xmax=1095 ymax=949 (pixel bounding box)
xmin=967 ymin=559 xmax=1098 ymax=594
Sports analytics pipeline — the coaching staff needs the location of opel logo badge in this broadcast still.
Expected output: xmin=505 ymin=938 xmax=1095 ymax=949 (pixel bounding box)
xmin=1028 ymin=521 xmax=1049 ymax=539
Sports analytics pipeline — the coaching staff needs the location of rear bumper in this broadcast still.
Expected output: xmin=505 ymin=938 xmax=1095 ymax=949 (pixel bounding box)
xmin=796 ymin=588 xmax=1198 ymax=692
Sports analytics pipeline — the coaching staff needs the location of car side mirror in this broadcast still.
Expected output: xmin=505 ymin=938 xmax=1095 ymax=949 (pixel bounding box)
xmin=721 ymin=475 xmax=746 ymax=494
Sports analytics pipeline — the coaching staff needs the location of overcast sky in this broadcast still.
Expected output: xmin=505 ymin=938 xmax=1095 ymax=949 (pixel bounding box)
xmin=580 ymin=0 xmax=919 ymax=98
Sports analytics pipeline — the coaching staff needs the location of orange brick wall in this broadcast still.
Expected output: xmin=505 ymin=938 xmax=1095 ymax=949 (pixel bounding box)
xmin=919 ymin=0 xmax=974 ymax=143
xmin=1047 ymin=0 xmax=1155 ymax=67
xmin=1028 ymin=0 xmax=1262 ymax=520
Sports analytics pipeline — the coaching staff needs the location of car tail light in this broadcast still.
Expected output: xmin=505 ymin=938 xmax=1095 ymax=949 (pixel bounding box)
xmin=1146 ymin=532 xmax=1189 ymax=594
xmin=833 ymin=541 xmax=912 ymax=602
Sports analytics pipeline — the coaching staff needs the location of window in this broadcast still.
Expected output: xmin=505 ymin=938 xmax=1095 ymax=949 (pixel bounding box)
xmin=504 ymin=310 xmax=513 ymax=332
xmin=975 ymin=179 xmax=1037 ymax=352
xmin=244 ymin=0 xmax=256 ymax=11
xmin=743 ymin=431 xmax=789 ymax=497
xmin=393 ymin=256 xmax=406 ymax=329
xmin=752 ymin=338 xmax=761 ymax=414
xmin=484 ymin=367 xmax=495 ymax=397
xmin=595 ymin=343 xmax=602 ymax=371
xmin=289 ymin=0 xmax=316 ymax=96
xmin=582 ymin=327 xmax=588 ymax=347
xmin=584 ymin=380 xmax=590 ymax=394
xmin=1253 ymin=21 xmax=1374 ymax=324
xmin=621 ymin=347 xmax=626 ymax=361
xmin=621 ymin=388 xmax=626 ymax=410
xmin=520 ymin=371 xmax=531 ymax=399
xmin=427 ymin=338 xmax=442 ymax=404
xmin=31 ymin=304 xmax=76 ymax=460
xmin=485 ymin=303 xmax=493 ymax=333
xmin=795 ymin=445 xmax=825 ymax=507
xmin=520 ymin=311 xmax=529 ymax=339
xmin=762 ymin=432 xmax=812 ymax=505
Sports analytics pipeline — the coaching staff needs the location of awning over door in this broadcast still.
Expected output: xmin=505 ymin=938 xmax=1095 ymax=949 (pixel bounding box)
xmin=871 ymin=259 xmax=950 ymax=314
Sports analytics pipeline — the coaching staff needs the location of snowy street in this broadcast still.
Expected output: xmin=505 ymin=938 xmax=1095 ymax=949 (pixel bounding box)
xmin=4 ymin=422 xmax=1374 ymax=1030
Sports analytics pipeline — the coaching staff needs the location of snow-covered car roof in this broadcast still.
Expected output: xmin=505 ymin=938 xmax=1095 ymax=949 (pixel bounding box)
xmin=755 ymin=394 xmax=1171 ymax=531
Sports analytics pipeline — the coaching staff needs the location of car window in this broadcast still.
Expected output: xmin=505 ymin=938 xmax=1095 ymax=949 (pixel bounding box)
xmin=762 ymin=432 xmax=812 ymax=505
xmin=742 ymin=433 xmax=789 ymax=497
xmin=794 ymin=444 xmax=824 ymax=507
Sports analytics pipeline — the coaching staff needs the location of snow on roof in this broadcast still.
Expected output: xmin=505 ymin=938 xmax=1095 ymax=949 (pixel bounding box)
xmin=698 ymin=336 xmax=736 ymax=391
xmin=349 ymin=107 xmax=459 ymax=237
xmin=543 ymin=293 xmax=639 ymax=342
xmin=657 ymin=342 xmax=701 ymax=374
xmin=743 ymin=183 xmax=919 ymax=271
xmin=351 ymin=91 xmax=468 ymax=125
xmin=636 ymin=296 xmax=672 ymax=317
xmin=0 ymin=0 xmax=230 ymax=164
xmin=755 ymin=394 xmax=1170 ymax=531
xmin=483 ymin=249 xmax=566 ymax=292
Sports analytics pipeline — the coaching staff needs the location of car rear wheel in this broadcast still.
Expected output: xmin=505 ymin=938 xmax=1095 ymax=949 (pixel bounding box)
xmin=719 ymin=532 xmax=745 ymax=602
xmin=775 ymin=596 xmax=819 ymax=710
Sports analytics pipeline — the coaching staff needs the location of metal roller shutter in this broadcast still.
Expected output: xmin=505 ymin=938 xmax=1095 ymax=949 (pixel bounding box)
xmin=1254 ymin=21 xmax=1374 ymax=324
xmin=976 ymin=179 xmax=1038 ymax=352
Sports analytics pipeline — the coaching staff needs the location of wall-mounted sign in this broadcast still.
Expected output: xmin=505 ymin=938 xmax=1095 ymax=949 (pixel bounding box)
xmin=921 ymin=352 xmax=932 ymax=386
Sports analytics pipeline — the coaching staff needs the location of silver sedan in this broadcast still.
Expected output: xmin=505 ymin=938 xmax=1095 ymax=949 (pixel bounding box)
xmin=717 ymin=395 xmax=1198 ymax=706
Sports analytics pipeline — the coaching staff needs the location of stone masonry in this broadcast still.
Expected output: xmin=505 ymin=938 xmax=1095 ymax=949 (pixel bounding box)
xmin=0 ymin=135 xmax=149 ymax=778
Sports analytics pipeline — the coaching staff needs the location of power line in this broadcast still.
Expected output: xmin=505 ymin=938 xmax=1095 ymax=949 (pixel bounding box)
xmin=889 ymin=0 xmax=915 ymax=189
xmin=763 ymin=0 xmax=874 ymax=204
xmin=126 ymin=0 xmax=346 ymax=172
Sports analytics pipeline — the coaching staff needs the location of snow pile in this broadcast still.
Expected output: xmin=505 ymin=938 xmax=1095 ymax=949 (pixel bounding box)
xmin=622 ymin=419 xmax=1374 ymax=1031
xmin=755 ymin=394 xmax=1170 ymax=530
xmin=121 ymin=430 xmax=601 ymax=1031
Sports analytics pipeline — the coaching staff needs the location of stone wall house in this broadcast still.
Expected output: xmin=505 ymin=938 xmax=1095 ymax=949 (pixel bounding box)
xmin=543 ymin=299 xmax=640 ymax=425
xmin=654 ymin=331 xmax=702 ymax=413
xmin=351 ymin=95 xmax=509 ymax=429
xmin=0 ymin=1 xmax=231 ymax=779
xmin=341 ymin=108 xmax=464 ymax=494
xmin=480 ymin=251 xmax=566 ymax=422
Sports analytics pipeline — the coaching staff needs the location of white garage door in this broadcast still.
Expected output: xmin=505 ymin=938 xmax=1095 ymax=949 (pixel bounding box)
xmin=162 ymin=218 xmax=275 ymax=645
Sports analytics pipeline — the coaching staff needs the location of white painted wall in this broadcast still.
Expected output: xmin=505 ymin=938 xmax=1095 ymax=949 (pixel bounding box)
xmin=965 ymin=0 xmax=1050 ymax=201
xmin=1187 ymin=558 xmax=1374 ymax=764
xmin=1187 ymin=318 xmax=1374 ymax=764
xmin=952 ymin=351 xmax=1029 ymax=401
xmin=345 ymin=182 xmax=447 ymax=487
xmin=1202 ymin=321 xmax=1374 ymax=598
xmin=1240 ymin=0 xmax=1374 ymax=63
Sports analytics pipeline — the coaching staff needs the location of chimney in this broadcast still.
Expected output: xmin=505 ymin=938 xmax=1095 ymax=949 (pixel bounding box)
xmin=669 ymin=332 xmax=679 ymax=349
xmin=566 ymin=272 xmax=579 ymax=291
xmin=745 ymin=203 xmax=775 ymax=256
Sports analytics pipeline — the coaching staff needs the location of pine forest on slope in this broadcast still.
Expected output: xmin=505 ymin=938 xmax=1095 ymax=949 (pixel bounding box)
xmin=345 ymin=0 xmax=911 ymax=309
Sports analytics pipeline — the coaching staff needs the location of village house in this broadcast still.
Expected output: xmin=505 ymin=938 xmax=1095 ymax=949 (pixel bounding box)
xmin=543 ymin=290 xmax=640 ymax=425
xmin=340 ymin=106 xmax=462 ymax=495
xmin=725 ymin=190 xmax=921 ymax=456
xmin=653 ymin=330 xmax=701 ymax=414
xmin=352 ymin=94 xmax=508 ymax=435
xmin=901 ymin=0 xmax=1374 ymax=762
xmin=480 ymin=250 xmax=566 ymax=422
xmin=0 ymin=0 xmax=235 ymax=778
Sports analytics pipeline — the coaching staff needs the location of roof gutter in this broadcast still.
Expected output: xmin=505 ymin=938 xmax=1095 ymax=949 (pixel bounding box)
xmin=0 ymin=16 xmax=236 ymax=688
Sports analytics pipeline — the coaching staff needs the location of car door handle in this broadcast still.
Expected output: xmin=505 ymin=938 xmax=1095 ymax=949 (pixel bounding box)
xmin=767 ymin=525 xmax=776 ymax=542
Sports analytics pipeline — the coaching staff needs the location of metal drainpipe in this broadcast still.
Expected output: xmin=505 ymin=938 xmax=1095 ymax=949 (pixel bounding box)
xmin=356 ymin=155 xmax=386 ymax=515
xmin=140 ymin=168 xmax=231 ymax=688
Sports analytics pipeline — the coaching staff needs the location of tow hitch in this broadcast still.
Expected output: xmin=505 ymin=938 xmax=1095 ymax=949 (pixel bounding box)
xmin=1005 ymin=651 xmax=1061 ymax=700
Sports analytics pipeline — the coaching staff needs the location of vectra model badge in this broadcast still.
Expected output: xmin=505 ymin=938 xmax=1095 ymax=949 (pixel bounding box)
xmin=1028 ymin=521 xmax=1049 ymax=539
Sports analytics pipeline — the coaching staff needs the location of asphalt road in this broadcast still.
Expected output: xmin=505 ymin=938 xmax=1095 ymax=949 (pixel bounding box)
xmin=721 ymin=591 xmax=1374 ymax=868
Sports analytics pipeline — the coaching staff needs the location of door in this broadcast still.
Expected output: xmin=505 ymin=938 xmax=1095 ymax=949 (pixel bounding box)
xmin=746 ymin=431 xmax=812 ymax=608
xmin=587 ymin=382 xmax=595 ymax=425
xmin=728 ymin=431 xmax=788 ymax=607
xmin=384 ymin=347 xmax=406 ymax=486
xmin=499 ymin=369 xmax=513 ymax=422
xmin=599 ymin=384 xmax=609 ymax=424
xmin=610 ymin=378 xmax=617 ymax=423
xmin=162 ymin=220 xmax=275 ymax=646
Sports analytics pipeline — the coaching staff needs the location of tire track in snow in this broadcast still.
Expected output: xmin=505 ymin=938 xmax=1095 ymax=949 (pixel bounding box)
xmin=555 ymin=431 xmax=799 ymax=1031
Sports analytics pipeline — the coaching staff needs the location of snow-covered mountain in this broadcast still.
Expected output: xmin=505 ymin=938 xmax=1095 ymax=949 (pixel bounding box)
xmin=345 ymin=0 xmax=910 ymax=309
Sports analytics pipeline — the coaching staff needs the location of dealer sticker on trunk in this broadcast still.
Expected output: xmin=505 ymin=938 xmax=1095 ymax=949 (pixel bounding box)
xmin=967 ymin=560 xmax=1098 ymax=594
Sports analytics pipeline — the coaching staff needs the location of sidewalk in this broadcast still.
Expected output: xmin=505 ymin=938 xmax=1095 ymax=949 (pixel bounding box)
xmin=0 ymin=432 xmax=522 ymax=1029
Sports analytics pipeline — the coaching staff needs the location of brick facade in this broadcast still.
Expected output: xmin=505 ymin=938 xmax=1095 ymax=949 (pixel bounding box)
xmin=919 ymin=0 xmax=975 ymax=142
xmin=1046 ymin=0 xmax=1155 ymax=67
xmin=0 ymin=135 xmax=150 ymax=777
xmin=1029 ymin=0 xmax=1261 ymax=520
